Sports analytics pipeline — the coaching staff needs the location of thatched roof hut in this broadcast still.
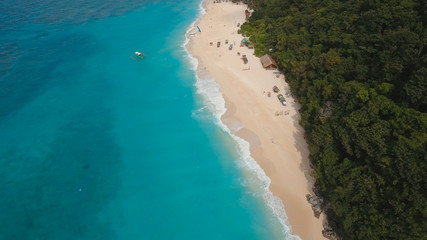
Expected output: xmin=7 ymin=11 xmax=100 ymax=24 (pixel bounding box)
xmin=260 ymin=54 xmax=278 ymax=69
xmin=245 ymin=9 xmax=251 ymax=20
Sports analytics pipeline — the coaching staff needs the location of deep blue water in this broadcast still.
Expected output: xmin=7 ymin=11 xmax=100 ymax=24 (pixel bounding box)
xmin=0 ymin=0 xmax=291 ymax=239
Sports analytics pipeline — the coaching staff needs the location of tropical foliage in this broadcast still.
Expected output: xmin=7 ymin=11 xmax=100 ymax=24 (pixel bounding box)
xmin=239 ymin=0 xmax=427 ymax=239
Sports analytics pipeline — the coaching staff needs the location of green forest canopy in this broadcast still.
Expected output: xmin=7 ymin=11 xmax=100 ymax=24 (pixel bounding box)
xmin=239 ymin=0 xmax=426 ymax=239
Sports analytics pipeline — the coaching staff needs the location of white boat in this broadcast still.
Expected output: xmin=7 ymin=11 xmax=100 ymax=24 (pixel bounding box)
xmin=135 ymin=51 xmax=143 ymax=58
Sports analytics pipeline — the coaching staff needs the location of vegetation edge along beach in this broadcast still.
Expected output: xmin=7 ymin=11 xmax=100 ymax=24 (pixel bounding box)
xmin=238 ymin=0 xmax=426 ymax=239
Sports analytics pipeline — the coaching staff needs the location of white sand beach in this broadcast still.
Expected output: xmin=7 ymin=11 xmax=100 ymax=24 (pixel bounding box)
xmin=186 ymin=1 xmax=326 ymax=239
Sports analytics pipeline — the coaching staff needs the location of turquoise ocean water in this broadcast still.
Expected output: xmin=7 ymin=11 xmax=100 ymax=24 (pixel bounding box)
xmin=0 ymin=0 xmax=297 ymax=239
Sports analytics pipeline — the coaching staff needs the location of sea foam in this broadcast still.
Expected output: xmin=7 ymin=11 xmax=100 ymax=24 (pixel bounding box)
xmin=183 ymin=2 xmax=301 ymax=239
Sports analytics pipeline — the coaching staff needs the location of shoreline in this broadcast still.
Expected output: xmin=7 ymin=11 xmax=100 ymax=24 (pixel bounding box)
xmin=185 ymin=1 xmax=326 ymax=239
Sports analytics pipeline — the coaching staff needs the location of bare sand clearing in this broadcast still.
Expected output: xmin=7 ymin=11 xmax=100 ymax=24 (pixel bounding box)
xmin=186 ymin=1 xmax=325 ymax=239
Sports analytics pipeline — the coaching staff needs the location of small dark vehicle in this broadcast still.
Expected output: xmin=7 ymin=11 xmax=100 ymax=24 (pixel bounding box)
xmin=241 ymin=56 xmax=248 ymax=64
xmin=273 ymin=86 xmax=279 ymax=93
xmin=217 ymin=41 xmax=221 ymax=47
